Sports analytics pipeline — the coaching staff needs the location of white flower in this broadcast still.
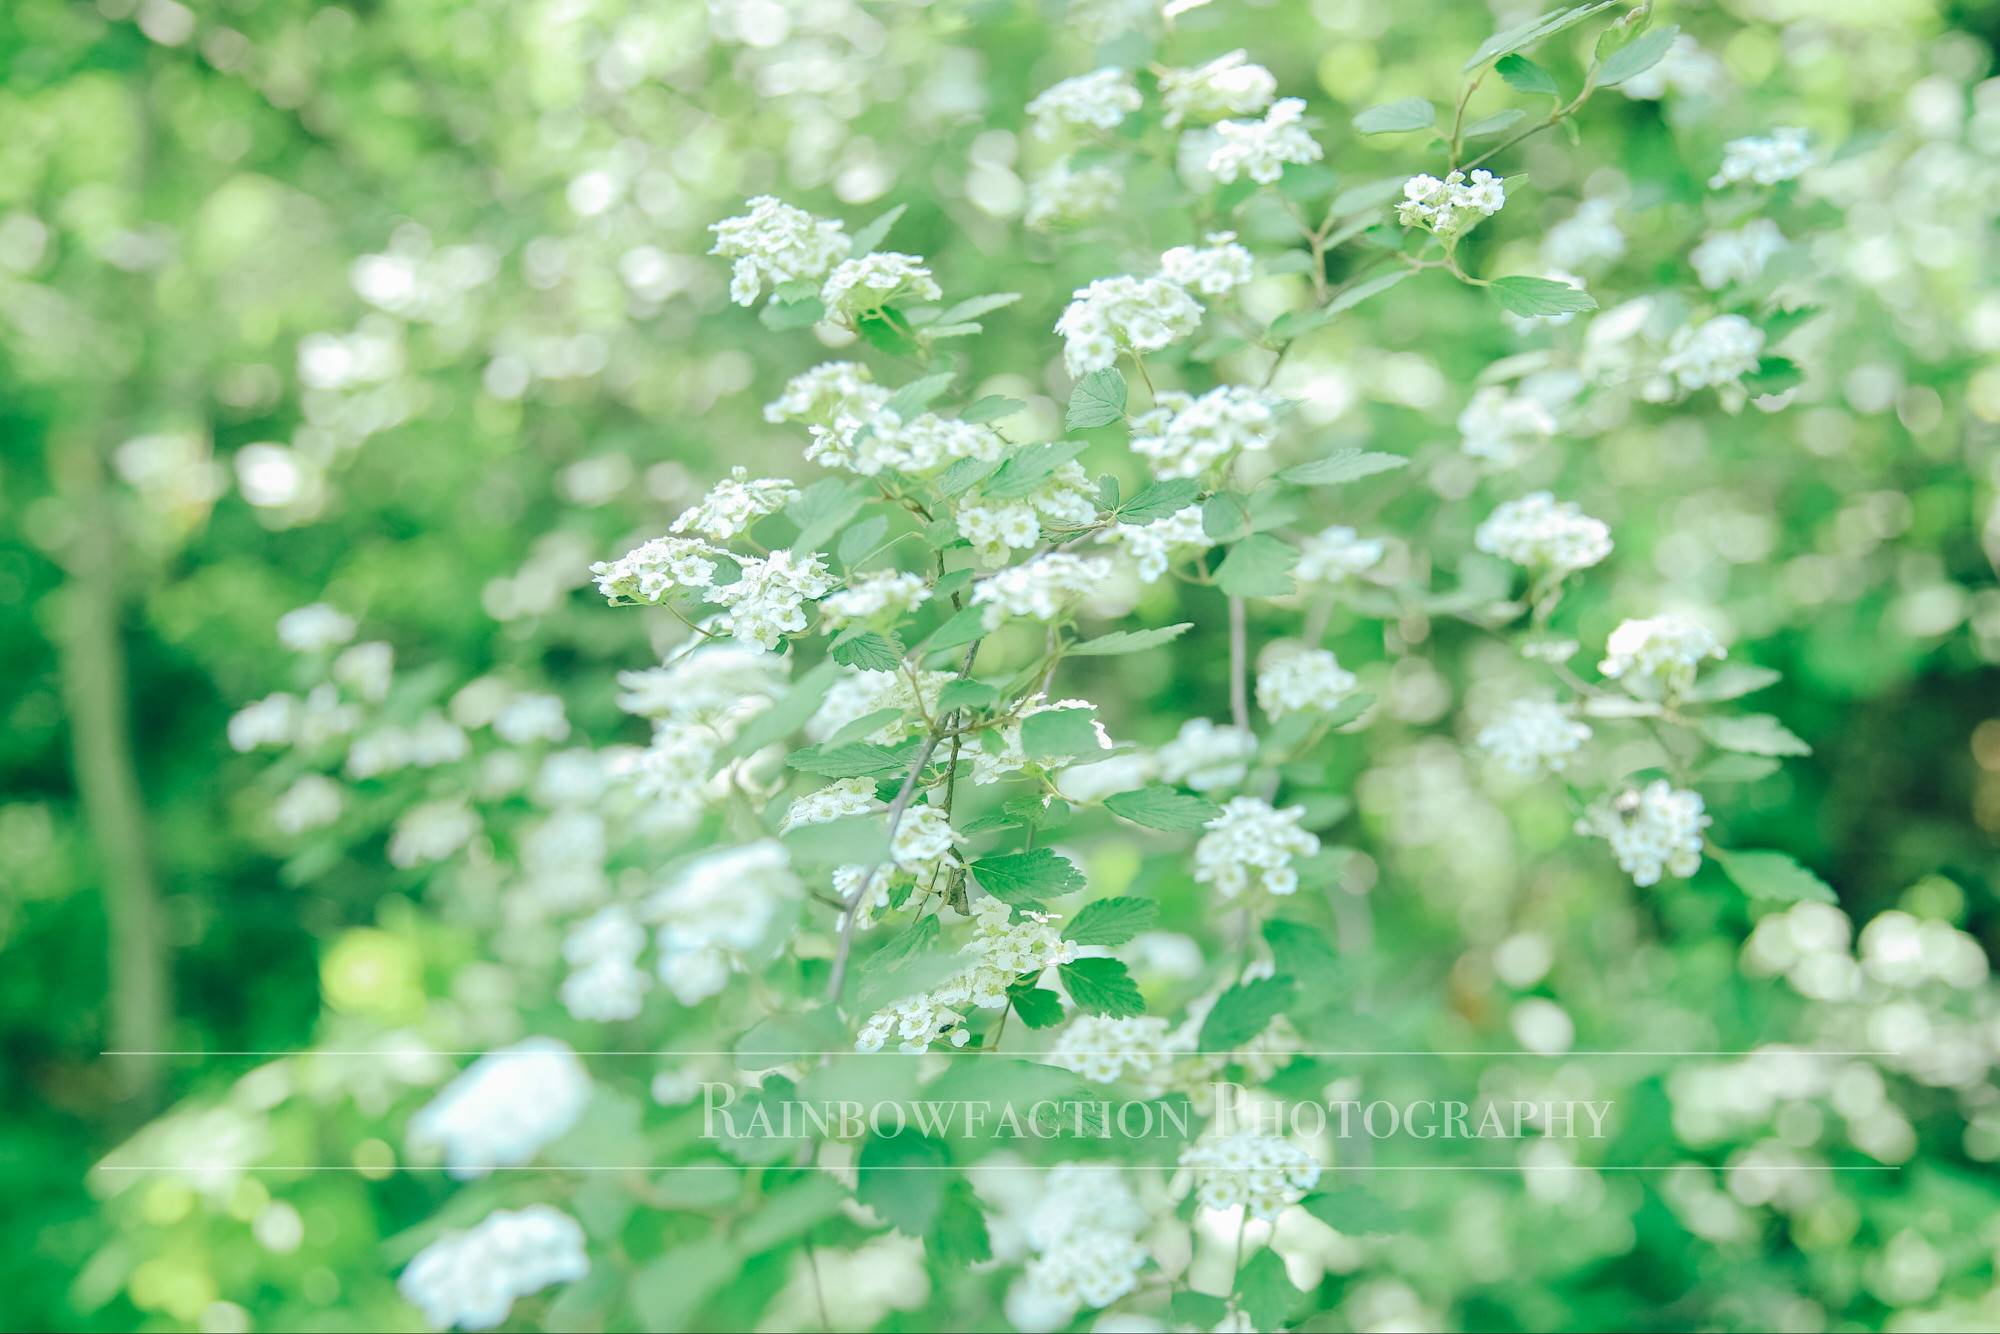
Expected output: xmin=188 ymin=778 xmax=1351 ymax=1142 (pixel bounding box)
xmin=958 ymin=501 xmax=1044 ymax=566
xmin=389 ymin=799 xmax=480 ymax=867
xmin=1055 ymin=275 xmax=1205 ymax=376
xmin=1621 ymin=34 xmax=1728 ymax=101
xmin=1158 ymin=232 xmax=1255 ymax=296
xmin=1709 ymin=128 xmax=1813 ymax=189
xmin=1026 ymin=68 xmax=1142 ymax=140
xmin=1100 ymin=504 xmax=1209 ymax=582
xmin=1598 ymin=613 xmax=1726 ymax=683
xmin=495 ymin=693 xmax=569 ymax=745
xmin=1256 ymin=648 xmax=1358 ymax=720
xmin=972 ymin=697 xmax=1105 ymax=785
xmin=1661 ymin=314 xmax=1765 ymax=390
xmin=856 ymin=992 xmax=970 ymax=1053
xmin=972 ymin=554 xmax=1112 ymax=632
xmin=1024 ymin=158 xmax=1124 ymax=230
xmin=1159 ymin=50 xmax=1276 ymax=127
xmin=1396 ymin=170 xmax=1507 ymax=235
xmin=1575 ymin=780 xmax=1710 ymax=886
xmin=1053 ymin=1015 xmax=1179 ymax=1093
xmin=1540 ymin=198 xmax=1625 ymax=270
xmin=1157 ymin=718 xmax=1256 ymax=791
xmin=1477 ymin=699 xmax=1591 ymax=774
xmin=398 ymin=1205 xmax=588 ymax=1332
xmin=277 ymin=603 xmax=355 ymax=652
xmin=1207 ymin=98 xmax=1322 ymax=185
xmin=703 ymin=549 xmax=837 ymax=650
xmin=406 ymin=712 xmax=463 ymax=770
xmin=780 ymin=778 xmax=880 ymax=834
xmin=1128 ymin=385 xmax=1279 ymax=479
xmin=860 ymin=902 xmax=1079 ymax=1052
xmin=615 ymin=641 xmax=788 ymax=727
xmin=819 ymin=571 xmax=932 ymax=630
xmin=1457 ymin=385 xmax=1558 ymax=466
xmin=1474 ymin=492 xmax=1613 ymax=577
xmin=670 ymin=467 xmax=801 ymax=541
xmin=1180 ymin=1131 xmax=1321 ymax=1220
xmin=622 ymin=722 xmax=719 ymax=829
xmin=560 ymin=906 xmax=651 ymax=1022
xmin=1194 ymin=796 xmax=1319 ymax=898
xmin=819 ymin=251 xmax=943 ymax=314
xmin=408 ymin=1038 xmax=591 ymax=1177
xmin=347 ymin=726 xmax=413 ymax=779
xmin=1065 ymin=0 xmax=1157 ymax=42
xmin=333 ymin=641 xmax=394 ymax=701
xmin=1295 ymin=525 xmax=1384 ymax=583
xmin=590 ymin=536 xmax=721 ymax=604
xmin=708 ymin=195 xmax=851 ymax=306
xmin=273 ymin=773 xmax=343 ymax=833
xmin=765 ymin=360 xmax=884 ymax=425
xmin=1690 ymin=220 xmax=1786 ymax=290
xmin=230 ymin=693 xmax=298 ymax=751
xmin=647 ymin=841 xmax=801 ymax=1005
xmin=891 ymin=804 xmax=962 ymax=870
xmin=849 ymin=411 xmax=1008 ymax=477
xmin=1014 ymin=1165 xmax=1152 ymax=1321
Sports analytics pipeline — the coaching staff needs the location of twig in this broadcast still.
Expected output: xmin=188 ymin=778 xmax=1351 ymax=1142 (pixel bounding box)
xmin=1228 ymin=595 xmax=1251 ymax=730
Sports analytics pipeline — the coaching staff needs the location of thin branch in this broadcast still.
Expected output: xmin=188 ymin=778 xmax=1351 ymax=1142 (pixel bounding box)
xmin=1228 ymin=595 xmax=1251 ymax=730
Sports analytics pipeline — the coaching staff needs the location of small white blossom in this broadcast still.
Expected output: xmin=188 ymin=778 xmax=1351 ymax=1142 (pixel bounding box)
xmin=779 ymin=778 xmax=879 ymax=834
xmin=670 ymin=467 xmax=801 ymax=541
xmin=1540 ymin=198 xmax=1625 ymax=270
xmin=1575 ymin=780 xmax=1710 ymax=886
xmin=1256 ymin=648 xmax=1358 ymax=720
xmin=1599 ymin=613 xmax=1727 ymax=684
xmin=891 ymin=804 xmax=962 ymax=870
xmin=1064 ymin=0 xmax=1157 ymax=42
xmin=858 ymin=900 xmax=1077 ymax=1052
xmin=229 ymin=693 xmax=298 ymax=751
xmin=708 ymin=195 xmax=851 ymax=306
xmin=703 ymin=549 xmax=837 ymax=650
xmin=1207 ymin=98 xmax=1322 ymax=185
xmin=1052 ymin=1015 xmax=1179 ymax=1092
xmin=495 ymin=693 xmax=569 ymax=745
xmin=590 ymin=536 xmax=721 ymax=603
xmin=560 ymin=906 xmax=651 ymax=1022
xmin=1458 ymin=385 xmax=1558 ymax=465
xmin=1180 ymin=1131 xmax=1321 ymax=1220
xmin=389 ymin=798 xmax=480 ymax=867
xmin=1024 ymin=158 xmax=1124 ymax=230
xmin=1478 ymin=698 xmax=1591 ymax=774
xmin=1295 ymin=525 xmax=1384 ymax=583
xmin=1195 ymin=796 xmax=1319 ymax=898
xmin=1396 ymin=170 xmax=1507 ymax=236
xmin=333 ymin=641 xmax=394 ymax=701
xmin=1474 ymin=492 xmax=1613 ymax=577
xmin=277 ymin=603 xmax=355 ymax=652
xmin=849 ymin=411 xmax=1008 ymax=477
xmin=408 ymin=1038 xmax=591 ymax=1177
xmin=398 ymin=1205 xmax=588 ymax=1332
xmin=819 ymin=252 xmax=943 ymax=314
xmin=956 ymin=501 xmax=1043 ymax=566
xmin=411 ymin=713 xmax=469 ymax=766
xmin=1158 ymin=232 xmax=1255 ymax=296
xmin=1128 ymin=385 xmax=1279 ymax=479
xmin=1661 ymin=314 xmax=1765 ymax=390
xmin=1026 ymin=68 xmax=1142 ymax=140
xmin=1709 ymin=128 xmax=1813 ymax=189
xmin=1159 ymin=50 xmax=1276 ymax=128
xmin=1055 ymin=275 xmax=1205 ymax=376
xmin=647 ymin=841 xmax=801 ymax=1005
xmin=1156 ymin=718 xmax=1256 ymax=791
xmin=273 ymin=773 xmax=343 ymax=833
xmin=819 ymin=571 xmax=933 ymax=628
xmin=856 ymin=992 xmax=970 ymax=1053
xmin=1690 ymin=220 xmax=1786 ymax=290
xmin=1014 ymin=1165 xmax=1152 ymax=1322
xmin=972 ymin=554 xmax=1112 ymax=632
xmin=615 ymin=642 xmax=788 ymax=727
xmin=765 ymin=360 xmax=883 ymax=424
xmin=1101 ymin=504 xmax=1209 ymax=582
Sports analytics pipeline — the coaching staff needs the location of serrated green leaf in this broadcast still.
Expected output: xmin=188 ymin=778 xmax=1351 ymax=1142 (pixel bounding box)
xmin=1700 ymin=713 xmax=1811 ymax=756
xmin=961 ymin=395 xmax=1027 ymax=424
xmin=940 ymin=292 xmax=1022 ymax=323
xmin=1236 ymin=1247 xmax=1304 ymax=1330
xmin=1488 ymin=275 xmax=1598 ymax=316
xmin=1117 ymin=477 xmax=1203 ymax=524
xmin=856 ymin=1132 xmax=946 ymax=1235
xmin=1325 ymin=268 xmax=1412 ymax=315
xmin=1022 ymin=706 xmax=1100 ymax=759
xmin=984 ymin=439 xmax=1089 ymax=500
xmin=1699 ymin=752 xmax=1782 ymax=783
xmin=787 ymin=477 xmax=865 ymax=553
xmin=1322 ymin=691 xmax=1375 ymax=729
xmin=1103 ymin=786 xmax=1222 ymax=831
xmin=1598 ymin=25 xmax=1679 ymax=86
xmin=1743 ymin=356 xmax=1803 ymax=397
xmin=1760 ymin=305 xmax=1822 ymax=346
xmin=1269 ymin=306 xmax=1336 ymax=340
xmin=927 ymin=1178 xmax=992 ymax=1266
xmin=1096 ymin=473 xmax=1120 ymax=510
xmin=882 ymin=371 xmax=955 ymax=422
xmin=1215 ymin=533 xmax=1298 ymax=597
xmin=1686 ymin=664 xmax=1783 ymax=702
xmin=1274 ymin=448 xmax=1409 ymax=486
xmin=759 ymin=294 xmax=825 ymax=330
xmin=1203 ymin=491 xmax=1252 ymax=542
xmin=1264 ymin=918 xmax=1340 ymax=988
xmin=957 ymin=811 xmax=1021 ymax=835
xmin=926 ymin=322 xmax=982 ymax=338
xmin=1262 ymin=250 xmax=1317 ymax=275
xmin=830 ymin=630 xmax=904 ymax=671
xmin=927 ymin=604 xmax=988 ymax=651
xmin=1465 ymin=107 xmax=1527 ymax=138
xmin=1006 ymin=983 xmax=1066 ymax=1029
xmin=1327 ymin=177 xmax=1408 ymax=219
xmin=1352 ymin=96 xmax=1436 ymax=134
xmin=1065 ymin=367 xmax=1129 ymax=429
xmin=939 ymin=455 xmax=1002 ymax=497
xmin=1058 ymin=957 xmax=1147 ymax=1017
xmin=836 ymin=513 xmax=889 ymax=569
xmin=971 ymin=848 xmax=1085 ymax=903
xmin=1171 ymin=1293 xmax=1229 ymax=1328
xmin=856 ymin=309 xmax=919 ymax=358
xmin=847 ymin=203 xmax=907 ymax=257
xmin=735 ymin=660 xmax=841 ymax=756
xmin=787 ymin=740 xmax=921 ymax=778
xmin=1066 ymin=624 xmax=1195 ymax=656
xmin=1466 ymin=2 xmax=1622 ymax=73
xmin=1302 ymin=1185 xmax=1403 ymax=1235
xmin=1062 ymin=896 xmax=1160 ymax=946
xmin=937 ymin=678 xmax=999 ymax=713
xmin=1200 ymin=975 xmax=1296 ymax=1051
xmin=1716 ymin=848 xmax=1837 ymax=904
xmin=826 ymin=707 xmax=904 ymax=747
xmin=862 ymin=913 xmax=940 ymax=973
xmin=1496 ymin=52 xmax=1560 ymax=95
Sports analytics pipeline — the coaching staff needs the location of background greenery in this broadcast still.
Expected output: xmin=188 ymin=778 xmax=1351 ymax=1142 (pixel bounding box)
xmin=7 ymin=0 xmax=2000 ymax=1330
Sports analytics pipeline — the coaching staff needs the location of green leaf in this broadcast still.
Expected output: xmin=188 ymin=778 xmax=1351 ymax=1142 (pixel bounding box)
xmin=857 ymin=309 xmax=920 ymax=358
xmin=787 ymin=740 xmax=921 ymax=778
xmin=939 ymin=455 xmax=1001 ymax=497
xmin=1202 ymin=491 xmax=1251 ymax=542
xmin=847 ymin=202 xmax=907 ymax=257
xmin=1103 ymin=787 xmax=1222 ymax=831
xmin=1327 ymin=177 xmax=1407 ymax=218
xmin=856 ymin=1132 xmax=946 ymax=1234
xmin=1716 ymin=848 xmax=1837 ymax=904
xmin=1063 ymin=896 xmax=1161 ymax=946
xmin=1274 ymin=448 xmax=1408 ymax=486
xmin=922 ymin=516 xmax=961 ymax=551
xmin=734 ymin=1008 xmax=843 ymax=1069
xmin=1022 ymin=706 xmax=1100 ymax=759
xmin=882 ymin=371 xmax=955 ymax=422
xmin=735 ymin=660 xmax=840 ymax=755
xmin=1006 ymin=982 xmax=1066 ymax=1029
xmin=1466 ymin=2 xmax=1622 ymax=73
xmin=961 ymin=395 xmax=1027 ymax=424
xmin=1496 ymin=52 xmax=1560 ymax=95
xmin=1700 ymin=713 xmax=1811 ymax=756
xmin=787 ymin=477 xmax=865 ymax=553
xmin=971 ymin=848 xmax=1085 ymax=903
xmin=1488 ymin=275 xmax=1598 ymax=316
xmin=1199 ymin=975 xmax=1297 ymax=1051
xmin=1465 ymin=107 xmax=1527 ymax=138
xmin=1760 ymin=305 xmax=1822 ymax=346
xmin=984 ymin=438 xmax=1090 ymax=500
xmin=759 ymin=294 xmax=825 ymax=331
xmin=1352 ymin=96 xmax=1436 ymax=134
xmin=1065 ymin=367 xmax=1129 ymax=429
xmin=826 ymin=707 xmax=904 ymax=747
xmin=1269 ymin=306 xmax=1336 ymax=340
xmin=1593 ymin=3 xmax=1649 ymax=60
xmin=1598 ymin=25 xmax=1679 ymax=86
xmin=1262 ymin=250 xmax=1317 ymax=275
xmin=1699 ymin=752 xmax=1781 ymax=783
xmin=1171 ymin=1293 xmax=1230 ymax=1328
xmin=1324 ymin=268 xmax=1412 ymax=315
xmin=926 ymin=604 xmax=988 ymax=651
xmin=1322 ymin=691 xmax=1375 ymax=728
xmin=1685 ymin=664 xmax=1782 ymax=702
xmin=940 ymin=292 xmax=1021 ymax=323
xmin=937 ymin=678 xmax=999 ymax=713
xmin=1058 ymin=957 xmax=1147 ymax=1016
xmin=1004 ymin=795 xmax=1070 ymax=829
xmin=1236 ymin=1247 xmax=1304 ymax=1331
xmin=1743 ymin=356 xmax=1803 ymax=397
xmin=836 ymin=513 xmax=888 ymax=569
xmin=1264 ymin=918 xmax=1340 ymax=988
xmin=927 ymin=1178 xmax=993 ymax=1266
xmin=830 ymin=630 xmax=904 ymax=671
xmin=630 ymin=1240 xmax=741 ymax=1332
xmin=862 ymin=913 xmax=940 ymax=973
xmin=1214 ymin=533 xmax=1298 ymax=597
xmin=1066 ymin=624 xmax=1195 ymax=656
xmin=1302 ymin=1185 xmax=1403 ymax=1235
xmin=735 ymin=1175 xmax=848 ymax=1254
xmin=1117 ymin=477 xmax=1203 ymax=524
xmin=1096 ymin=473 xmax=1120 ymax=509
xmin=924 ymin=321 xmax=982 ymax=339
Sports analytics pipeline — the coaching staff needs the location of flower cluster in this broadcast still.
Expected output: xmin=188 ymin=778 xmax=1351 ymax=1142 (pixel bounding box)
xmin=1256 ymin=648 xmax=1358 ymax=719
xmin=1027 ymin=68 xmax=1142 ymax=139
xmin=1160 ymin=49 xmax=1277 ymax=127
xmin=708 ymin=195 xmax=851 ymax=306
xmin=701 ymin=549 xmax=835 ymax=650
xmin=818 ymin=571 xmax=932 ymax=628
xmin=1661 ymin=314 xmax=1765 ymax=391
xmin=1477 ymin=698 xmax=1591 ymax=774
xmin=1158 ymin=232 xmax=1255 ymax=295
xmin=1194 ymin=797 xmax=1320 ymax=898
xmin=407 ymin=1038 xmax=592 ymax=1177
xmin=1575 ymin=780 xmax=1711 ymax=886
xmin=1157 ymin=717 xmax=1257 ymax=791
xmin=1128 ymin=385 xmax=1279 ymax=479
xmin=1180 ymin=1131 xmax=1322 ymax=1220
xmin=1599 ymin=614 xmax=1727 ymax=684
xmin=856 ymin=900 xmax=1077 ymax=1051
xmin=1055 ymin=275 xmax=1205 ymax=375
xmin=1541 ymin=198 xmax=1625 ymax=270
xmin=671 ymin=467 xmax=800 ymax=541
xmin=1474 ymin=492 xmax=1614 ymax=577
xmin=646 ymin=841 xmax=802 ymax=1004
xmin=1690 ymin=220 xmax=1786 ymax=289
xmin=779 ymin=778 xmax=879 ymax=834
xmin=1458 ymin=386 xmax=1558 ymax=465
xmin=1025 ymin=158 xmax=1123 ymax=230
xmin=560 ymin=905 xmax=652 ymax=1021
xmin=820 ymin=251 xmax=942 ymax=315
xmin=589 ymin=536 xmax=719 ymax=604
xmin=972 ymin=553 xmax=1111 ymax=631
xmin=1013 ymin=1166 xmax=1151 ymax=1323
xmin=1396 ymin=169 xmax=1507 ymax=236
xmin=1101 ymin=504 xmax=1210 ymax=582
xmin=398 ymin=1205 xmax=590 ymax=1332
xmin=1295 ymin=525 xmax=1384 ymax=584
xmin=1709 ymin=128 xmax=1813 ymax=189
xmin=1208 ymin=97 xmax=1322 ymax=184
xmin=1051 ymin=1014 xmax=1180 ymax=1092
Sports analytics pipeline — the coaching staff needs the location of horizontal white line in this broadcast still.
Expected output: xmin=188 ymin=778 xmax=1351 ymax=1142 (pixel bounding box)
xmin=100 ymin=1050 xmax=1893 ymax=1058
xmin=95 ymin=1164 xmax=1902 ymax=1172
